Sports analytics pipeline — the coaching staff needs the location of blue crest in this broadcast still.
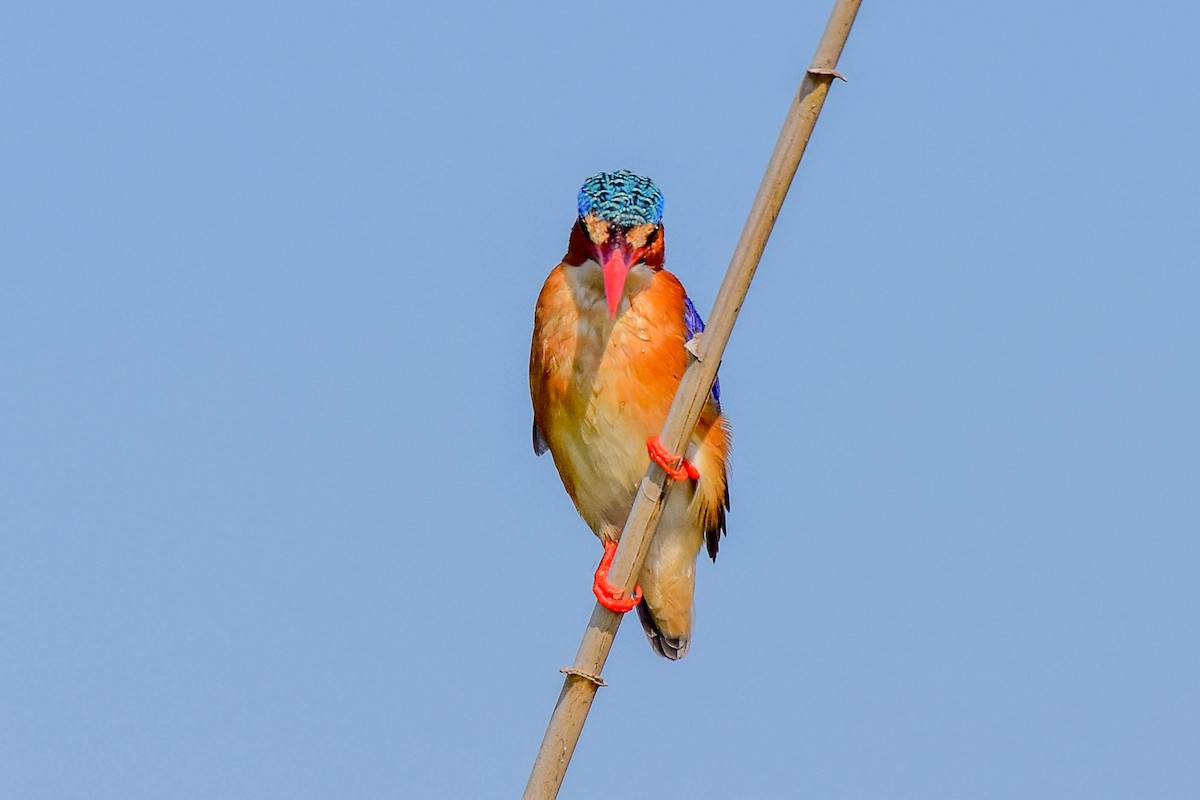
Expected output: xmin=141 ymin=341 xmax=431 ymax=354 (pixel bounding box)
xmin=577 ymin=170 xmax=664 ymax=227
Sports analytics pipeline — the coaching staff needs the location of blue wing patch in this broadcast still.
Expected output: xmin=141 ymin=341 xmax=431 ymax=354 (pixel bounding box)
xmin=683 ymin=296 xmax=720 ymax=402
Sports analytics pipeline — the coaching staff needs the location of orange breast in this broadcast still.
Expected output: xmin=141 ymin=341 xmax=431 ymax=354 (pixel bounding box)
xmin=530 ymin=261 xmax=693 ymax=533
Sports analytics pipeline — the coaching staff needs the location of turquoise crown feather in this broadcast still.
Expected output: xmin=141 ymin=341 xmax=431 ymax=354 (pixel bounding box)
xmin=577 ymin=170 xmax=664 ymax=227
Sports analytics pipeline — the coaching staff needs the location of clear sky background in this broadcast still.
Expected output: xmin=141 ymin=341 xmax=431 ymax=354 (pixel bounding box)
xmin=3 ymin=2 xmax=1198 ymax=798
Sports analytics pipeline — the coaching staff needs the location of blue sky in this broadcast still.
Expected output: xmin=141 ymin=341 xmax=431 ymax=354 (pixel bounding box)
xmin=3 ymin=2 xmax=1198 ymax=798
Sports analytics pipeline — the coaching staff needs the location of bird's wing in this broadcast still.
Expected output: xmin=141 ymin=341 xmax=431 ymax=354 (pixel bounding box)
xmin=683 ymin=295 xmax=720 ymax=402
xmin=682 ymin=294 xmax=730 ymax=560
xmin=532 ymin=420 xmax=549 ymax=455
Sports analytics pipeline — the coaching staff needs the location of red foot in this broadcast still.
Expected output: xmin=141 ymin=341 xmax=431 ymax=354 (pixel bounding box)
xmin=646 ymin=435 xmax=701 ymax=481
xmin=592 ymin=540 xmax=642 ymax=613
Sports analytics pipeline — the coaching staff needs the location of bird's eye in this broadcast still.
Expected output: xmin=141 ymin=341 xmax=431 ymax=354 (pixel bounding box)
xmin=576 ymin=218 xmax=592 ymax=241
xmin=645 ymin=226 xmax=660 ymax=245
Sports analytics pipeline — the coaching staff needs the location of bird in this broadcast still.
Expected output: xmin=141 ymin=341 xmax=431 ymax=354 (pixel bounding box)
xmin=529 ymin=169 xmax=731 ymax=659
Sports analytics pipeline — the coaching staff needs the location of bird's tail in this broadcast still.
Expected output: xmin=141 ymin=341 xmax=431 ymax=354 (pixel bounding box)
xmin=632 ymin=485 xmax=708 ymax=660
xmin=636 ymin=599 xmax=691 ymax=660
xmin=634 ymin=525 xmax=698 ymax=660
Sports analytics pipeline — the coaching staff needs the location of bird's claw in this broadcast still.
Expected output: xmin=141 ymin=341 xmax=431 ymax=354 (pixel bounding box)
xmin=592 ymin=539 xmax=642 ymax=613
xmin=647 ymin=435 xmax=700 ymax=481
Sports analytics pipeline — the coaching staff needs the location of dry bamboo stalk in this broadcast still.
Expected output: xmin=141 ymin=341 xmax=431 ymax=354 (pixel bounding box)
xmin=522 ymin=2 xmax=862 ymax=797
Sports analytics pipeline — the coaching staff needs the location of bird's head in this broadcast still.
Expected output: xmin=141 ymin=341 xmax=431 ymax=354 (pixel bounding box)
xmin=565 ymin=170 xmax=666 ymax=318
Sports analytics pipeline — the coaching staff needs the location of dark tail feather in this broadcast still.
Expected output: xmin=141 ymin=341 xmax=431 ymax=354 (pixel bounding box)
xmin=636 ymin=600 xmax=690 ymax=660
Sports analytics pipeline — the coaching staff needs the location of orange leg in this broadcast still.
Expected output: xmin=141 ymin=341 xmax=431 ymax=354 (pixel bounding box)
xmin=592 ymin=539 xmax=642 ymax=613
xmin=646 ymin=435 xmax=701 ymax=481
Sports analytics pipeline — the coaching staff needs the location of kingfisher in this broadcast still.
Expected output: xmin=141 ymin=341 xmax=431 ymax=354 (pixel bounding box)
xmin=529 ymin=170 xmax=731 ymax=660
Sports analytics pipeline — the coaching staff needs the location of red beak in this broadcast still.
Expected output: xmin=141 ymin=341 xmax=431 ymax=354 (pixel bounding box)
xmin=598 ymin=240 xmax=633 ymax=319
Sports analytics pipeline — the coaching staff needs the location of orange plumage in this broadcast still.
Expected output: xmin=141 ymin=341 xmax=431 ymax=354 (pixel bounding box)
xmin=530 ymin=172 xmax=731 ymax=659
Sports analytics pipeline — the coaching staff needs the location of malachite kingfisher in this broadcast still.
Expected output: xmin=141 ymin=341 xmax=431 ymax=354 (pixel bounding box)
xmin=530 ymin=170 xmax=731 ymax=660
